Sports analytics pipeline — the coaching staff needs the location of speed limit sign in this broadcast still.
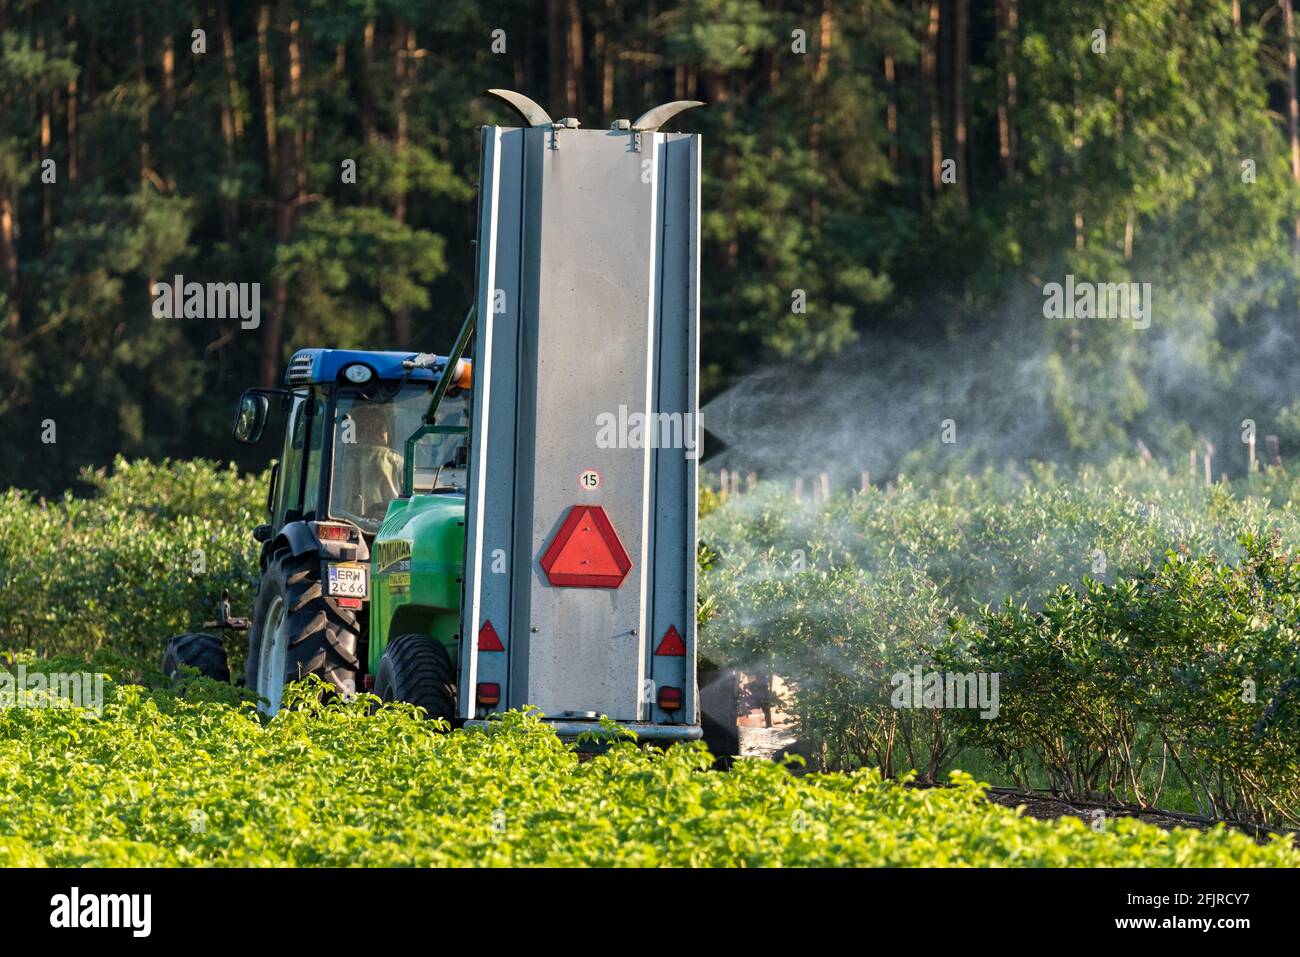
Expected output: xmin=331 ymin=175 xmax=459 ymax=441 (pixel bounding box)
xmin=578 ymin=469 xmax=601 ymax=490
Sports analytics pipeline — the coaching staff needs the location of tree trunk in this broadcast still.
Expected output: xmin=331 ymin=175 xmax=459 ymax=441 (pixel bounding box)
xmin=257 ymin=3 xmax=284 ymax=388
xmin=600 ymin=0 xmax=617 ymax=116
xmin=1073 ymin=63 xmax=1083 ymax=250
xmin=162 ymin=31 xmax=176 ymax=191
xmin=0 ymin=2 xmax=15 ymax=333
xmin=810 ymin=0 xmax=833 ymax=145
xmin=1 ymin=190 xmax=17 ymax=333
xmin=83 ymin=17 xmax=98 ymax=181
xmin=643 ymin=0 xmax=656 ymax=102
xmin=217 ymin=0 xmax=239 ymax=242
xmin=809 ymin=0 xmax=833 ymax=226
xmin=547 ymin=0 xmax=564 ymax=112
xmin=565 ymin=0 xmax=585 ymax=118
xmin=997 ymin=0 xmax=1018 ymax=183
xmin=953 ymin=0 xmax=969 ymax=213
xmin=66 ymin=13 xmax=78 ymax=182
xmin=1286 ymin=0 xmax=1300 ymax=253
xmin=360 ymin=19 xmax=376 ymax=145
xmin=884 ymin=53 xmax=898 ymax=172
xmin=134 ymin=10 xmax=151 ymax=185
xmin=39 ymin=32 xmax=52 ymax=247
xmin=288 ymin=15 xmax=305 ymax=198
xmin=220 ymin=0 xmax=244 ymax=138
xmin=393 ymin=23 xmax=415 ymax=346
xmin=257 ymin=4 xmax=278 ymax=184
xmin=922 ymin=0 xmax=941 ymax=199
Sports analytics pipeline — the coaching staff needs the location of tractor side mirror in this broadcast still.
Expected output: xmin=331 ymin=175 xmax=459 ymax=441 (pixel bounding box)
xmin=252 ymin=524 xmax=272 ymax=543
xmin=234 ymin=391 xmax=270 ymax=444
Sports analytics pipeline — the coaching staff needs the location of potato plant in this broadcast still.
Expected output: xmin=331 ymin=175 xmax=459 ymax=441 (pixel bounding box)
xmin=2 ymin=456 xmax=1297 ymax=840
xmin=0 ymin=675 xmax=1294 ymax=867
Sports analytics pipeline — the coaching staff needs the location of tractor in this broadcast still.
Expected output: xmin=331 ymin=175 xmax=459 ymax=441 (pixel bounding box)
xmin=162 ymin=347 xmax=471 ymax=711
xmin=165 ymin=90 xmax=736 ymax=753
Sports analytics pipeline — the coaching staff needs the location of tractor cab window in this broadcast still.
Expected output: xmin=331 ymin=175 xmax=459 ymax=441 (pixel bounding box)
xmin=410 ymin=397 xmax=468 ymax=495
xmin=275 ymin=390 xmax=325 ymax=528
xmin=329 ymin=382 xmax=468 ymax=533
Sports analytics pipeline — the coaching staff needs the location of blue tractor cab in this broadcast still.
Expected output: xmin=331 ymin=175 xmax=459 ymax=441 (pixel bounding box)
xmin=165 ymin=346 xmax=470 ymax=712
xmin=281 ymin=348 xmax=443 ymax=386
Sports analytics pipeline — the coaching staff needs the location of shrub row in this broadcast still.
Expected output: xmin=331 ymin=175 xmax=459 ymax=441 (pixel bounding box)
xmin=0 ymin=457 xmax=263 ymax=670
xmin=945 ymin=537 xmax=1300 ymax=826
xmin=699 ymin=461 xmax=1300 ymax=826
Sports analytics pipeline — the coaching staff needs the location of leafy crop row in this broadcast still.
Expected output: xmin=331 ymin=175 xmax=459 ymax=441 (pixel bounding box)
xmin=1 ymin=457 xmax=1297 ymax=838
xmin=0 ymin=674 xmax=1294 ymax=867
xmin=699 ymin=460 xmax=1300 ymax=825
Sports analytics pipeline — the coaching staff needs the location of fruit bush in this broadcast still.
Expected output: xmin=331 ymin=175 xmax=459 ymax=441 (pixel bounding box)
xmin=0 ymin=457 xmax=264 ymax=670
xmin=0 ymin=673 xmax=1294 ymax=867
xmin=944 ymin=535 xmax=1300 ymax=826
xmin=699 ymin=460 xmax=1300 ymax=825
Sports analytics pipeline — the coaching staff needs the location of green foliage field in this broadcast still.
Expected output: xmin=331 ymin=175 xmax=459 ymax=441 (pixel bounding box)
xmin=0 ymin=675 xmax=1294 ymax=868
xmin=1 ymin=457 xmax=1298 ymax=862
xmin=0 ymin=457 xmax=263 ymax=671
xmin=700 ymin=460 xmax=1300 ymax=826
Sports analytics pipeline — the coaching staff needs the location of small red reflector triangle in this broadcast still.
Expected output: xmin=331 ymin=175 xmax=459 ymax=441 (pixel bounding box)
xmin=539 ymin=505 xmax=632 ymax=588
xmin=654 ymin=625 xmax=686 ymax=656
xmin=478 ymin=620 xmax=504 ymax=651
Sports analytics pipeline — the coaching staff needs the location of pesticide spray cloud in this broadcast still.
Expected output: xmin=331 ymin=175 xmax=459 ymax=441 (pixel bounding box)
xmin=702 ymin=277 xmax=1300 ymax=485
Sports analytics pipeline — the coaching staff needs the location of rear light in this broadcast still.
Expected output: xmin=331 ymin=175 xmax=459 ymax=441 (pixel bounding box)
xmin=477 ymin=682 xmax=501 ymax=707
xmin=337 ymin=597 xmax=363 ymax=609
xmin=657 ymin=686 xmax=683 ymax=711
xmin=362 ymin=674 xmax=375 ymax=692
xmin=316 ymin=523 xmax=351 ymax=542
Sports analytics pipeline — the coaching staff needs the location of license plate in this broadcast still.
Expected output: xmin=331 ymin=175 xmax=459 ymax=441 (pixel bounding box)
xmin=326 ymin=562 xmax=368 ymax=599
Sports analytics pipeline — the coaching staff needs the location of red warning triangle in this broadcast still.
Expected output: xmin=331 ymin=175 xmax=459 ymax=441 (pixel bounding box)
xmin=539 ymin=505 xmax=632 ymax=588
xmin=478 ymin=619 xmax=504 ymax=651
xmin=654 ymin=625 xmax=686 ymax=656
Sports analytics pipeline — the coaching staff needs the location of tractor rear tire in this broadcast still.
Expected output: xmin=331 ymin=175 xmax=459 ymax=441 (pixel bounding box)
xmin=375 ymin=634 xmax=456 ymax=723
xmin=246 ymin=546 xmax=362 ymax=713
xmin=163 ymin=633 xmax=230 ymax=683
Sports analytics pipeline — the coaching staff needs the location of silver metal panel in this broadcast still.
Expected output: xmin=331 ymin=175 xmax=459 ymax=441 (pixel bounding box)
xmin=646 ymin=133 xmax=700 ymax=724
xmin=459 ymin=126 xmax=524 ymax=712
xmin=461 ymin=123 xmax=700 ymax=726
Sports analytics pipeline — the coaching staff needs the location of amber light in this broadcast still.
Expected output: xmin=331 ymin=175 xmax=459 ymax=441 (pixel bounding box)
xmin=450 ymin=358 xmax=472 ymax=389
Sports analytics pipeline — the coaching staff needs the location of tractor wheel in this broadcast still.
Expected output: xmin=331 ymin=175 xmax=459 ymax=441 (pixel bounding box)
xmin=374 ymin=634 xmax=456 ymax=723
xmin=162 ymin=632 xmax=230 ymax=683
xmin=245 ymin=546 xmax=361 ymax=714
